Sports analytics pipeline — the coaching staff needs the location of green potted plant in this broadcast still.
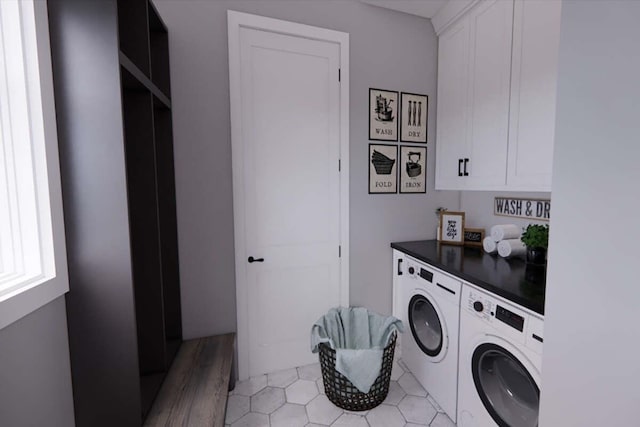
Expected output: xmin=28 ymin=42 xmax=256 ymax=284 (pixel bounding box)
xmin=520 ymin=224 xmax=549 ymax=265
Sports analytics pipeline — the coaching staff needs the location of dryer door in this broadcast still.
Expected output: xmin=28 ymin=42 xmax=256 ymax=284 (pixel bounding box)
xmin=471 ymin=343 xmax=539 ymax=427
xmin=408 ymin=294 xmax=447 ymax=360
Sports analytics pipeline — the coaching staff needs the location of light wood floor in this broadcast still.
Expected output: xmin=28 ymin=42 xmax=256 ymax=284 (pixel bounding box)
xmin=144 ymin=333 xmax=235 ymax=427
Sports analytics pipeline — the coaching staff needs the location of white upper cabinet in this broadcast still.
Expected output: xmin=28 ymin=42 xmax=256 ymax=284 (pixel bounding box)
xmin=434 ymin=0 xmax=561 ymax=191
xmin=466 ymin=0 xmax=514 ymax=189
xmin=435 ymin=19 xmax=470 ymax=190
xmin=507 ymin=0 xmax=561 ymax=191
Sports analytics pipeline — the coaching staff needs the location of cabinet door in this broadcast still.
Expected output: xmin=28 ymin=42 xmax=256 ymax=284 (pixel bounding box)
xmin=435 ymin=19 xmax=470 ymax=190
xmin=507 ymin=0 xmax=561 ymax=191
xmin=465 ymin=0 xmax=513 ymax=189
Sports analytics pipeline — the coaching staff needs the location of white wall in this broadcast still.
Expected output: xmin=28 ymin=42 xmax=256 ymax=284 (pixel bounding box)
xmin=540 ymin=1 xmax=640 ymax=425
xmin=153 ymin=0 xmax=460 ymax=338
xmin=0 ymin=298 xmax=75 ymax=426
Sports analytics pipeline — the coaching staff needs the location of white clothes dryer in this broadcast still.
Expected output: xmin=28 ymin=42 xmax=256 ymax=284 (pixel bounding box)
xmin=400 ymin=256 xmax=461 ymax=422
xmin=457 ymin=284 xmax=544 ymax=427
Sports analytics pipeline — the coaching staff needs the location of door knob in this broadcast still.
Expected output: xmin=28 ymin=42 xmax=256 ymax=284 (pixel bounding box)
xmin=248 ymin=256 xmax=264 ymax=263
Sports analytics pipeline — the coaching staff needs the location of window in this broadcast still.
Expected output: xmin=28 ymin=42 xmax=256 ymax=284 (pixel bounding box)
xmin=0 ymin=0 xmax=68 ymax=329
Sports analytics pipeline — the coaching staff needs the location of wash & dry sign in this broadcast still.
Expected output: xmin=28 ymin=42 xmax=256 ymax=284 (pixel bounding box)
xmin=494 ymin=197 xmax=550 ymax=221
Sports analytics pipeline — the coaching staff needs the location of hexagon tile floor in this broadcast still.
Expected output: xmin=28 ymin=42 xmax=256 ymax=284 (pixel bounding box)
xmin=225 ymin=359 xmax=456 ymax=427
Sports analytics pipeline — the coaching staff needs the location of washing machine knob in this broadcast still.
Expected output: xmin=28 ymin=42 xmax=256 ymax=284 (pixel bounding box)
xmin=473 ymin=301 xmax=484 ymax=312
xmin=408 ymin=267 xmax=415 ymax=275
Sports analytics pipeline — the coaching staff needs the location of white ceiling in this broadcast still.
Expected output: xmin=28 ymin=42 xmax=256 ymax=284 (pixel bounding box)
xmin=360 ymin=0 xmax=448 ymax=19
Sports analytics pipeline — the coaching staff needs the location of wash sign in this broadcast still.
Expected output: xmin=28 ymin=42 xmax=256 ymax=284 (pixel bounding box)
xmin=494 ymin=197 xmax=551 ymax=221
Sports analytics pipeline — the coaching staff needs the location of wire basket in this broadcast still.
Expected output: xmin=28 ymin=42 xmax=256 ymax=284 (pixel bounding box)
xmin=318 ymin=332 xmax=397 ymax=411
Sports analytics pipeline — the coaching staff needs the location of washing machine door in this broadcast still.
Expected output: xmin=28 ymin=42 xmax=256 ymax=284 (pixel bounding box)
xmin=471 ymin=343 xmax=540 ymax=427
xmin=407 ymin=293 xmax=447 ymax=361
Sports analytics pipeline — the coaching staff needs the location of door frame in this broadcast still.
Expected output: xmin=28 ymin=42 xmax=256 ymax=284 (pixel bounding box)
xmin=228 ymin=10 xmax=350 ymax=380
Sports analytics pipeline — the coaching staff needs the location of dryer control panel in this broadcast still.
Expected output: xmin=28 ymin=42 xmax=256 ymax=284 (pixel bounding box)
xmin=466 ymin=291 xmax=525 ymax=332
xmin=495 ymin=305 xmax=525 ymax=332
xmin=463 ymin=285 xmax=542 ymax=348
xmin=466 ymin=290 xmax=495 ymax=322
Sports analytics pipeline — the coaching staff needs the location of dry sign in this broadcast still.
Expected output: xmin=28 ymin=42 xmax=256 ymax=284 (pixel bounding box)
xmin=494 ymin=197 xmax=551 ymax=221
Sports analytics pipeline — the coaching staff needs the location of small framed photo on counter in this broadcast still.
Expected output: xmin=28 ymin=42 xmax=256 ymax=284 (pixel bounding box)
xmin=464 ymin=228 xmax=485 ymax=247
xmin=439 ymin=211 xmax=465 ymax=245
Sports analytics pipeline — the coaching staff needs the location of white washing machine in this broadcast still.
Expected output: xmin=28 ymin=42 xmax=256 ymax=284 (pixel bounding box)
xmin=400 ymin=256 xmax=461 ymax=422
xmin=457 ymin=284 xmax=544 ymax=427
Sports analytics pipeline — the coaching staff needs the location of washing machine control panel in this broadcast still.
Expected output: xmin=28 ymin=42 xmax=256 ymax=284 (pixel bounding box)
xmin=405 ymin=260 xmax=433 ymax=282
xmin=405 ymin=262 xmax=418 ymax=278
xmin=403 ymin=257 xmax=462 ymax=305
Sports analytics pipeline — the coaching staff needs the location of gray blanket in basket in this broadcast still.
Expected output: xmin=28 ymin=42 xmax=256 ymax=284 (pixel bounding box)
xmin=310 ymin=307 xmax=403 ymax=393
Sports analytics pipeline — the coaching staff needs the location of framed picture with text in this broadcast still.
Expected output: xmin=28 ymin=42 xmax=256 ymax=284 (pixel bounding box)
xmin=369 ymin=144 xmax=398 ymax=194
xmin=400 ymin=92 xmax=428 ymax=143
xmin=369 ymin=88 xmax=398 ymax=141
xmin=439 ymin=211 xmax=465 ymax=245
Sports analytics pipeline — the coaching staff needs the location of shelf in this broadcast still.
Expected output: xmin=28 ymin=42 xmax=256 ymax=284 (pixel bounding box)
xmin=117 ymin=0 xmax=150 ymax=77
xmin=119 ymin=1 xmax=181 ymax=420
xmin=120 ymin=51 xmax=171 ymax=107
xmin=153 ymin=97 xmax=182 ymax=368
xmin=144 ymin=335 xmax=235 ymax=427
xmin=53 ymin=1 xmax=181 ymax=424
xmin=121 ymin=67 xmax=166 ymax=376
xmin=140 ymin=372 xmax=166 ymax=421
xmin=148 ymin=2 xmax=171 ymax=96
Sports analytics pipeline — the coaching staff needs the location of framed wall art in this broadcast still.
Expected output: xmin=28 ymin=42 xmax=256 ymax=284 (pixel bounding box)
xmin=369 ymin=144 xmax=398 ymax=194
xmin=399 ymin=145 xmax=426 ymax=194
xmin=400 ymin=92 xmax=428 ymax=143
xmin=369 ymin=88 xmax=398 ymax=141
xmin=439 ymin=211 xmax=465 ymax=245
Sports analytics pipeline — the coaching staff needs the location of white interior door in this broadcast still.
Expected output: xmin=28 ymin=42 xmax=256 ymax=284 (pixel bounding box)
xmin=229 ymin=12 xmax=349 ymax=378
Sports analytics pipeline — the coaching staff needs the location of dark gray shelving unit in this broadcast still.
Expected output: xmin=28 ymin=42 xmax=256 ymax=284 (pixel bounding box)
xmin=48 ymin=0 xmax=181 ymax=425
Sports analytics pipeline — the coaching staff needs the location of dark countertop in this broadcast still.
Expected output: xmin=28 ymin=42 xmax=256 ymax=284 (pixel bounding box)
xmin=391 ymin=240 xmax=546 ymax=315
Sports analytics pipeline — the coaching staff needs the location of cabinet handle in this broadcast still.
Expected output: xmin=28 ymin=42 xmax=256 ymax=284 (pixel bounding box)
xmin=397 ymin=258 xmax=403 ymax=276
xmin=464 ymin=158 xmax=469 ymax=176
xmin=458 ymin=159 xmax=463 ymax=177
